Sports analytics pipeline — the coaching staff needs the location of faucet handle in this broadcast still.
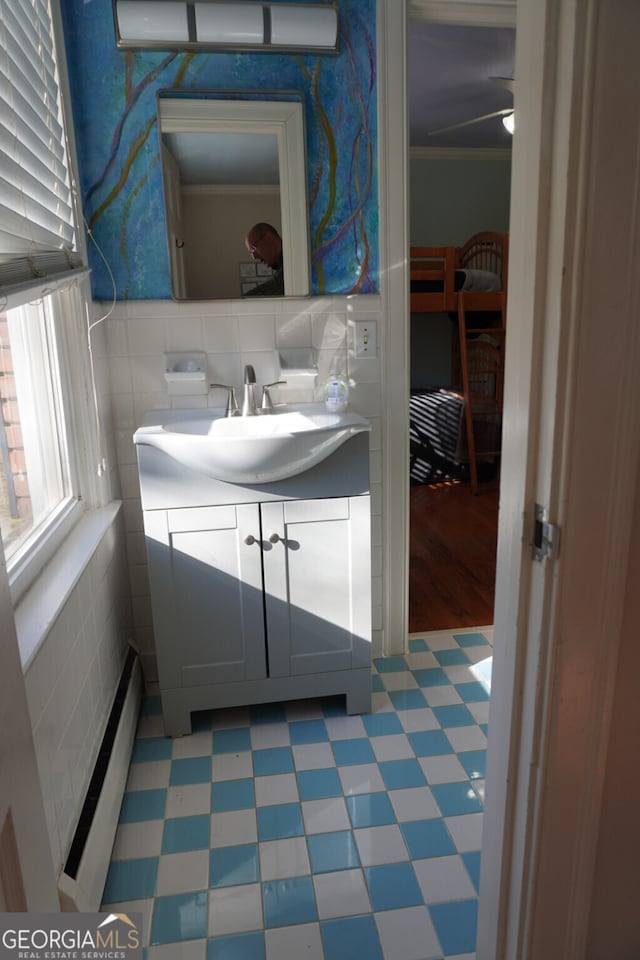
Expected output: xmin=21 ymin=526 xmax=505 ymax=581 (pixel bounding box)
xmin=209 ymin=383 xmax=239 ymax=417
xmin=261 ymin=380 xmax=287 ymax=412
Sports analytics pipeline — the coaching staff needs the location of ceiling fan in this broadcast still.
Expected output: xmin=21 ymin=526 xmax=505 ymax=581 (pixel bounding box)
xmin=428 ymin=77 xmax=515 ymax=137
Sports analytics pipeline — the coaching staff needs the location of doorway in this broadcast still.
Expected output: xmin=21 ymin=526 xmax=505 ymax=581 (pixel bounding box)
xmin=406 ymin=20 xmax=515 ymax=633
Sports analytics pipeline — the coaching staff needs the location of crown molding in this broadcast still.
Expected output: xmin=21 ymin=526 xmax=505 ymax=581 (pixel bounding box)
xmin=408 ymin=0 xmax=517 ymax=28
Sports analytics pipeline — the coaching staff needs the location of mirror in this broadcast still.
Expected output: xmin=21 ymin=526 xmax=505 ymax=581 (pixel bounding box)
xmin=157 ymin=96 xmax=311 ymax=300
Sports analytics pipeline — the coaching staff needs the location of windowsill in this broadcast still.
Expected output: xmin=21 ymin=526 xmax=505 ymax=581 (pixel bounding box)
xmin=14 ymin=502 xmax=122 ymax=671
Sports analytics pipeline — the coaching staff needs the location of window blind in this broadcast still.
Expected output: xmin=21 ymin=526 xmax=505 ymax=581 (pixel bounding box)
xmin=0 ymin=0 xmax=81 ymax=288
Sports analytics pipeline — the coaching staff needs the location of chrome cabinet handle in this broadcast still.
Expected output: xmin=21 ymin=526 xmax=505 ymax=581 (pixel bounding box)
xmin=269 ymin=533 xmax=281 ymax=544
xmin=244 ymin=535 xmax=257 ymax=546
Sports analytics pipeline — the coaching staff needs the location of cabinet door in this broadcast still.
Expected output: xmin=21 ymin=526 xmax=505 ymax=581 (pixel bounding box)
xmin=144 ymin=504 xmax=267 ymax=688
xmin=261 ymin=497 xmax=371 ymax=678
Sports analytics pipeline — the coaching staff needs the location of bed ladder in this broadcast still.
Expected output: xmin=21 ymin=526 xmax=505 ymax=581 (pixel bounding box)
xmin=456 ymin=291 xmax=506 ymax=494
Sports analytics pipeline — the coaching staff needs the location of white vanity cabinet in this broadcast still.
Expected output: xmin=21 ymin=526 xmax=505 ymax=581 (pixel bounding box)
xmin=137 ymin=431 xmax=372 ymax=735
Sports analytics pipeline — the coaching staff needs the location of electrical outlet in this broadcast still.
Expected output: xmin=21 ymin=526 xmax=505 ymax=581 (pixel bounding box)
xmin=352 ymin=319 xmax=377 ymax=358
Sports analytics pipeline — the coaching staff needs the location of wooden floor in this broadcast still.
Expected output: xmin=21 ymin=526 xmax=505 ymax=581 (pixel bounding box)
xmin=409 ymin=480 xmax=499 ymax=633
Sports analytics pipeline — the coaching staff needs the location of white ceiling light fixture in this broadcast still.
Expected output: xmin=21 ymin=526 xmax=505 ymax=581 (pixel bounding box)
xmin=114 ymin=0 xmax=339 ymax=52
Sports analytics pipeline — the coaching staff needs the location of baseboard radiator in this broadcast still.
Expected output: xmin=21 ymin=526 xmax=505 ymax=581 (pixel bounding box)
xmin=58 ymin=649 xmax=143 ymax=912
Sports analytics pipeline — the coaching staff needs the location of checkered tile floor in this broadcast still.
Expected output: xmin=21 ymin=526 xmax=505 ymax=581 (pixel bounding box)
xmin=101 ymin=628 xmax=493 ymax=959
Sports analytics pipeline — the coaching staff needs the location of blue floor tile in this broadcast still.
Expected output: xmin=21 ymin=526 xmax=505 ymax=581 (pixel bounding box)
xmin=433 ymin=648 xmax=470 ymax=666
xmin=210 ymin=843 xmax=259 ymax=888
xmin=297 ymin=767 xmax=343 ymax=801
xmin=371 ymin=674 xmax=385 ymax=693
xmin=170 ymin=756 xmax=212 ymax=785
xmin=256 ymin=802 xmax=304 ymax=841
xmin=331 ymin=738 xmax=376 ymax=766
xmin=213 ymin=727 xmax=251 ymax=754
xmin=411 ymin=667 xmax=451 ymax=687
xmin=289 ymin=718 xmax=329 ymax=744
xmin=346 ymin=792 xmax=396 ymax=828
xmin=307 ymin=830 xmax=360 ymax=873
xmin=211 ymin=778 xmax=255 ymax=813
xmin=453 ymin=632 xmax=488 ymax=647
xmin=162 ymin=814 xmax=211 ymax=853
xmin=378 ymin=758 xmax=427 ymax=790
xmin=408 ymin=638 xmax=429 ymax=652
xmin=208 ymin=931 xmax=265 ymax=960
xmin=400 ymin=819 xmax=457 ymax=859
xmin=364 ymin=862 xmax=423 ymax=911
xmin=455 ymin=680 xmax=490 ymax=702
xmin=431 ymin=781 xmax=484 ymax=816
xmin=119 ymin=788 xmax=166 ymax=823
xmin=362 ymin=712 xmax=403 ymax=737
xmin=253 ymin=746 xmax=294 ymax=776
xmin=407 ymin=729 xmax=453 ymax=757
xmin=432 ymin=703 xmax=476 ymax=728
xmin=262 ymin=876 xmax=317 ymax=928
xmin=150 ymin=891 xmax=208 ymax=944
xmin=374 ymin=656 xmax=409 ymax=673
xmin=429 ymin=898 xmax=478 ymax=956
xmin=102 ymin=857 xmax=158 ymax=903
xmin=458 ymin=749 xmax=487 ymax=780
xmin=462 ymin=850 xmax=482 ymax=892
xmin=388 ymin=689 xmax=428 ymax=711
xmin=131 ymin=737 xmax=172 ymax=763
xmin=320 ymin=914 xmax=384 ymax=960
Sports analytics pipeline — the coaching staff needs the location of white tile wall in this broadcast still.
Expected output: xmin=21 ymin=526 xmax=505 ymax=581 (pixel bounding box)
xmin=105 ymin=295 xmax=384 ymax=679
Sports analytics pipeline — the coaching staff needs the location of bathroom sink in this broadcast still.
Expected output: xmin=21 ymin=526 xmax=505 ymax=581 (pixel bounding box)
xmin=133 ymin=404 xmax=371 ymax=483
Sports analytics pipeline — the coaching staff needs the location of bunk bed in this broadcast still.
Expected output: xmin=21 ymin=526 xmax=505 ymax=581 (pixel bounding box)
xmin=409 ymin=231 xmax=508 ymax=493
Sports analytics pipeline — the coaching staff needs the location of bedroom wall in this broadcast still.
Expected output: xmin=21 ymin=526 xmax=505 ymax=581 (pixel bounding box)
xmin=409 ymin=151 xmax=511 ymax=389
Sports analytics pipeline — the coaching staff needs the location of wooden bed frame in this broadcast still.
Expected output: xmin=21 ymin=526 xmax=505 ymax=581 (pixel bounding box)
xmin=409 ymin=231 xmax=509 ymax=493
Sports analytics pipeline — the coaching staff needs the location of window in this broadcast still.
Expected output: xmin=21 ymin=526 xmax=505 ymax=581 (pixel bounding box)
xmin=0 ymin=0 xmax=94 ymax=601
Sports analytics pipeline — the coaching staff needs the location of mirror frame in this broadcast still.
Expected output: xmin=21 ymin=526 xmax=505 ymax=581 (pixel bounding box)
xmin=157 ymin=95 xmax=311 ymax=299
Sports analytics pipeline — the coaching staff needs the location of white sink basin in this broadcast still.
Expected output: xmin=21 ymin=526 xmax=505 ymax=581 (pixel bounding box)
xmin=134 ymin=404 xmax=371 ymax=483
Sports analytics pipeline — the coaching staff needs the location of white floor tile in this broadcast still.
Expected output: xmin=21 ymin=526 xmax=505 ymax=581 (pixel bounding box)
xmin=147 ymin=940 xmax=206 ymax=960
xmin=471 ymin=779 xmax=486 ymax=802
xmin=464 ymin=646 xmax=493 ymax=665
xmin=155 ymin=849 xmax=209 ymax=895
xmin=444 ymin=813 xmax=484 ymax=853
xmin=371 ymin=734 xmax=414 ymax=762
xmin=313 ymin=868 xmax=371 ymax=919
xmin=381 ymin=672 xmax=419 ymax=691
xmin=466 ymin=701 xmax=490 ymax=725
xmin=338 ymin=763 xmax=386 ymax=795
xmin=211 ymin=751 xmax=253 ymax=782
xmin=250 ymin=722 xmax=291 ymax=750
xmin=372 ymin=691 xmax=394 ymax=713
xmin=165 ymin=783 xmax=210 ymax=819
xmin=126 ymin=760 xmax=170 ymax=792
xmin=259 ymin=836 xmax=310 ymax=881
xmin=136 ymin=714 xmax=165 ymax=739
xmin=398 ymin=708 xmax=439 ymax=733
xmin=443 ymin=664 xmax=481 ymax=685
xmin=404 ymin=652 xmax=438 ymax=670
xmin=99 ymin=897 xmax=154 ymax=946
xmin=254 ymin=772 xmax=299 ymax=807
xmin=353 ymin=824 xmax=409 ymax=866
xmin=291 ymin=742 xmax=335 ymax=770
xmin=413 ymin=854 xmax=477 ymax=903
xmin=265 ymin=922 xmax=323 ymax=960
xmin=208 ymin=883 xmax=263 ymax=936
xmin=211 ymin=809 xmax=257 ymax=848
xmin=301 ymin=797 xmax=350 ymax=834
xmin=323 ymin=715 xmax=366 ymax=741
xmin=422 ymin=685 xmax=463 ymax=707
xmin=445 ymin=726 xmax=487 ymax=753
xmin=171 ymin=730 xmax=214 ymax=759
xmin=388 ymin=785 xmax=440 ymax=822
xmin=419 ymin=633 xmax=458 ymax=651
xmin=111 ymin=820 xmax=164 ymax=860
xmin=375 ymin=905 xmax=442 ymax=960
xmin=418 ymin=754 xmax=468 ymax=785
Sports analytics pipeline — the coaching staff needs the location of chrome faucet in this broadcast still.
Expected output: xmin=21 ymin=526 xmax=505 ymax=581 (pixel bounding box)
xmin=242 ymin=364 xmax=258 ymax=416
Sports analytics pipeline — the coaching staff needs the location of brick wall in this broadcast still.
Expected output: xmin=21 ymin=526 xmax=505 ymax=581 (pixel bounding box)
xmin=0 ymin=315 xmax=32 ymax=544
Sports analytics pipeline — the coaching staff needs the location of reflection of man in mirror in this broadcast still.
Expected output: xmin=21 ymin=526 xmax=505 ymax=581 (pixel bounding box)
xmin=243 ymin=222 xmax=284 ymax=296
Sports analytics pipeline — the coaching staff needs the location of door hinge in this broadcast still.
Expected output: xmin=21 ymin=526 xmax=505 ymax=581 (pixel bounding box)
xmin=533 ymin=503 xmax=560 ymax=561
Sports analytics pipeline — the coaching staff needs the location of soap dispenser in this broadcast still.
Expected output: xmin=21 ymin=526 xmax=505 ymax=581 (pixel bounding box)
xmin=323 ymin=371 xmax=349 ymax=413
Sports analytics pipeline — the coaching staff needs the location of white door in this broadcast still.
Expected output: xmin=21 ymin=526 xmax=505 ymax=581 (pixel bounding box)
xmin=0 ymin=535 xmax=58 ymax=909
